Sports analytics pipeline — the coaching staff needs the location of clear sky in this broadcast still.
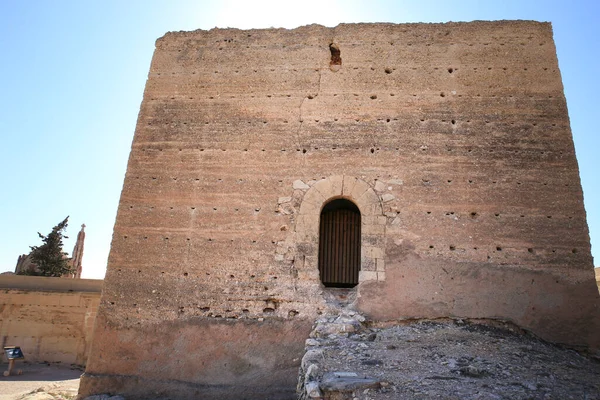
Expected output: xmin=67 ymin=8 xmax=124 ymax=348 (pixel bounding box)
xmin=1 ymin=0 xmax=598 ymax=279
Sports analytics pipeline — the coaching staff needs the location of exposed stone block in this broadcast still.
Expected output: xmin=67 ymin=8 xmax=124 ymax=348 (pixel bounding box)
xmin=381 ymin=193 xmax=395 ymax=203
xmin=326 ymin=175 xmax=344 ymax=198
xmin=298 ymin=200 xmax=322 ymax=216
xmin=363 ymin=246 xmax=385 ymax=259
xmin=374 ymin=180 xmax=387 ymax=192
xmin=359 ymin=271 xmax=378 ymax=282
xmin=293 ymin=180 xmax=310 ymax=190
xmin=342 ymin=176 xmax=359 ymax=197
xmin=360 ymin=256 xmax=377 ymax=271
xmin=347 ymin=179 xmax=370 ymax=202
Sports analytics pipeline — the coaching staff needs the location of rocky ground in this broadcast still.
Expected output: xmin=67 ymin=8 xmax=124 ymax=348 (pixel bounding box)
xmin=298 ymin=312 xmax=600 ymax=400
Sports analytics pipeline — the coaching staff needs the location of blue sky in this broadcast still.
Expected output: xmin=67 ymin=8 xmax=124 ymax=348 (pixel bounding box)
xmin=1 ymin=1 xmax=598 ymax=278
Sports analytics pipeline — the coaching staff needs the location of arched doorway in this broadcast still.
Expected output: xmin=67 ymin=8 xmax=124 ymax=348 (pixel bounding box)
xmin=318 ymin=199 xmax=361 ymax=287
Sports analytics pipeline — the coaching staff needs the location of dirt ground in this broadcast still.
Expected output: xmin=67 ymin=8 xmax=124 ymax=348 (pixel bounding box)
xmin=0 ymin=362 xmax=81 ymax=400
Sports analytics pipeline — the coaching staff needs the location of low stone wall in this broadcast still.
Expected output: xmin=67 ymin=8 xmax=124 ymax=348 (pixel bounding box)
xmin=0 ymin=275 xmax=103 ymax=366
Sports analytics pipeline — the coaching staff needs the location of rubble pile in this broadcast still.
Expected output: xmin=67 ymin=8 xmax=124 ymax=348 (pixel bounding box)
xmin=297 ymin=313 xmax=600 ymax=399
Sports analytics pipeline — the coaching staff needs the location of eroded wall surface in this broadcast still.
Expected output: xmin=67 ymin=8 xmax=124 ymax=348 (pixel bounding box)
xmin=81 ymin=22 xmax=600 ymax=399
xmin=0 ymin=275 xmax=102 ymax=366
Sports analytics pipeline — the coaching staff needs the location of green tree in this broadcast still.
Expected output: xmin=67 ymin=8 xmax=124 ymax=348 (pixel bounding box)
xmin=27 ymin=217 xmax=73 ymax=277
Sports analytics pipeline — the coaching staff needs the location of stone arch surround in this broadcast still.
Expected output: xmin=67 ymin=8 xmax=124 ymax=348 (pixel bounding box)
xmin=294 ymin=175 xmax=387 ymax=283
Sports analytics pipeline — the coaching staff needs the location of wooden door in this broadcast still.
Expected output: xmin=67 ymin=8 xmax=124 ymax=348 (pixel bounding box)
xmin=318 ymin=200 xmax=361 ymax=287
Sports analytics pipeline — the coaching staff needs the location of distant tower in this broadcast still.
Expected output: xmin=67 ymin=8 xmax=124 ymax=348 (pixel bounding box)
xmin=70 ymin=224 xmax=85 ymax=278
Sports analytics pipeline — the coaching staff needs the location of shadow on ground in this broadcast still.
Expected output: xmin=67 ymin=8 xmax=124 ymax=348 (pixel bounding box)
xmin=0 ymin=362 xmax=81 ymax=400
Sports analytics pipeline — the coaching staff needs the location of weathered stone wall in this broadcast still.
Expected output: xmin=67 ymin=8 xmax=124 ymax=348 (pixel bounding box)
xmin=81 ymin=21 xmax=600 ymax=399
xmin=0 ymin=275 xmax=102 ymax=366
